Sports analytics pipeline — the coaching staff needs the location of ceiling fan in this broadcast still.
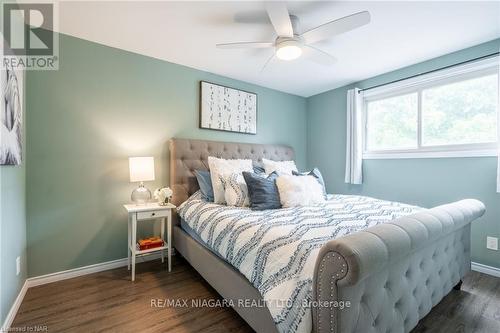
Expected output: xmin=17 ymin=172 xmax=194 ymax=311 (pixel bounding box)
xmin=216 ymin=2 xmax=370 ymax=69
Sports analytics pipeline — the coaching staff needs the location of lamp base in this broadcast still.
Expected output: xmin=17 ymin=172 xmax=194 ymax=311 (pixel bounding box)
xmin=131 ymin=183 xmax=152 ymax=205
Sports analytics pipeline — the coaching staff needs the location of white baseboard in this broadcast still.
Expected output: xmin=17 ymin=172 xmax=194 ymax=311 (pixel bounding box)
xmin=471 ymin=261 xmax=500 ymax=278
xmin=27 ymin=252 xmax=162 ymax=287
xmin=1 ymin=252 xmax=162 ymax=330
xmin=1 ymin=280 xmax=28 ymax=332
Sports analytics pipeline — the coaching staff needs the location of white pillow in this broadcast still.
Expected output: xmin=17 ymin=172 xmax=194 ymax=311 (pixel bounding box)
xmin=208 ymin=156 xmax=253 ymax=204
xmin=276 ymin=175 xmax=326 ymax=207
xmin=262 ymin=158 xmax=298 ymax=175
xmin=219 ymin=173 xmax=250 ymax=207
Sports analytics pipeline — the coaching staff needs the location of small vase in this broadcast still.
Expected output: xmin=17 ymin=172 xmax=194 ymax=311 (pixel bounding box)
xmin=158 ymin=198 xmax=170 ymax=206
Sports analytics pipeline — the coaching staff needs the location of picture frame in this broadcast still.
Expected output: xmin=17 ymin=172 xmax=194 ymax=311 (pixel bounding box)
xmin=199 ymin=81 xmax=257 ymax=134
xmin=1 ymin=61 xmax=24 ymax=166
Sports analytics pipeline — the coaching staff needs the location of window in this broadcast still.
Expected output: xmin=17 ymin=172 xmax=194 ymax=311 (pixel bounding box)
xmin=366 ymin=93 xmax=418 ymax=151
xmin=363 ymin=57 xmax=499 ymax=159
xmin=421 ymin=74 xmax=497 ymax=146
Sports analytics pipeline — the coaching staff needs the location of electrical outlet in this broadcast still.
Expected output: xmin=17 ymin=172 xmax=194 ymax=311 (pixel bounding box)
xmin=16 ymin=257 xmax=20 ymax=276
xmin=486 ymin=236 xmax=498 ymax=251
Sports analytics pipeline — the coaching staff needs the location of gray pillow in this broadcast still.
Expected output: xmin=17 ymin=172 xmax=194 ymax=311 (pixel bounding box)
xmin=242 ymin=171 xmax=281 ymax=210
xmin=293 ymin=167 xmax=327 ymax=197
xmin=194 ymin=170 xmax=214 ymax=202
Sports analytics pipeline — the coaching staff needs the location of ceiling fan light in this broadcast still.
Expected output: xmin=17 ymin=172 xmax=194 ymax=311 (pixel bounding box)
xmin=276 ymin=41 xmax=302 ymax=61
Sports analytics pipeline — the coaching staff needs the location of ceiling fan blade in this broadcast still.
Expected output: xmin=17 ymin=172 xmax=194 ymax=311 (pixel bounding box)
xmin=304 ymin=45 xmax=337 ymax=66
xmin=260 ymin=54 xmax=275 ymax=73
xmin=216 ymin=42 xmax=274 ymax=49
xmin=265 ymin=2 xmax=294 ymax=37
xmin=301 ymin=11 xmax=370 ymax=44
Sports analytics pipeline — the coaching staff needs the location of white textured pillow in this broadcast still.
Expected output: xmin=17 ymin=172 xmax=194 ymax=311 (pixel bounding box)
xmin=262 ymin=158 xmax=298 ymax=175
xmin=208 ymin=156 xmax=253 ymax=204
xmin=276 ymin=175 xmax=326 ymax=207
xmin=220 ymin=173 xmax=249 ymax=207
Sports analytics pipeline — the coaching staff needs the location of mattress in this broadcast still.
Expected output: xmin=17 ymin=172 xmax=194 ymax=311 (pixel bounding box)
xmin=178 ymin=191 xmax=421 ymax=333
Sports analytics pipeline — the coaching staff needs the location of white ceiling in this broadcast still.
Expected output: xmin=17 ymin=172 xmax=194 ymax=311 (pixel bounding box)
xmin=56 ymin=1 xmax=500 ymax=97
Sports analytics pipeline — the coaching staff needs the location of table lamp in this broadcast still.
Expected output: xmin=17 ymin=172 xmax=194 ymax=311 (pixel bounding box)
xmin=129 ymin=156 xmax=155 ymax=205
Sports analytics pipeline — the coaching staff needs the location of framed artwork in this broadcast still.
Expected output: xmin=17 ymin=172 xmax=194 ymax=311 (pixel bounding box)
xmin=200 ymin=81 xmax=257 ymax=134
xmin=1 ymin=64 xmax=23 ymax=166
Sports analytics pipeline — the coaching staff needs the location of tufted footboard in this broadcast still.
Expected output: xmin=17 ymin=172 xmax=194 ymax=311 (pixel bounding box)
xmin=312 ymin=199 xmax=485 ymax=333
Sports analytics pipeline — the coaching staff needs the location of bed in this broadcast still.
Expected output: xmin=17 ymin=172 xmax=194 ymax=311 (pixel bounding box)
xmin=169 ymin=138 xmax=485 ymax=333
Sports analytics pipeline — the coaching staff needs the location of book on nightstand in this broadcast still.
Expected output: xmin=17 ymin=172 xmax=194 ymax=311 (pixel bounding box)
xmin=137 ymin=237 xmax=164 ymax=250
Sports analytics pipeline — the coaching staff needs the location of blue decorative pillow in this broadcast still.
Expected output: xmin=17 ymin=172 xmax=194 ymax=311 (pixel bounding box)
xmin=242 ymin=171 xmax=281 ymax=210
xmin=253 ymin=165 xmax=266 ymax=175
xmin=194 ymin=170 xmax=214 ymax=202
xmin=293 ymin=167 xmax=327 ymax=197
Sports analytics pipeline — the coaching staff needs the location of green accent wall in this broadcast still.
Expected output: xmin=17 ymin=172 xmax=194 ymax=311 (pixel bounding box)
xmin=0 ymin=139 xmax=27 ymax=324
xmin=25 ymin=33 xmax=307 ymax=277
xmin=1 ymin=0 xmax=27 ymax=323
xmin=307 ymin=39 xmax=500 ymax=269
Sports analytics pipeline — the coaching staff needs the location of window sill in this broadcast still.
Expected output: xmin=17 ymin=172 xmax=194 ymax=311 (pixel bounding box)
xmin=363 ymin=149 xmax=497 ymax=160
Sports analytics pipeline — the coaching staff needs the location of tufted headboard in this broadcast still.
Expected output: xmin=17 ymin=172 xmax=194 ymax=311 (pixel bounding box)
xmin=169 ymin=138 xmax=294 ymax=206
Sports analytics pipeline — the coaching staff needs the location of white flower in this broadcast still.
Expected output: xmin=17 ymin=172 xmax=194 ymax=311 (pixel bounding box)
xmin=154 ymin=187 xmax=173 ymax=203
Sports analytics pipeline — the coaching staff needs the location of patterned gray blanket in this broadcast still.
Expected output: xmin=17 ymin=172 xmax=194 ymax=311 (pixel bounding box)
xmin=178 ymin=192 xmax=421 ymax=333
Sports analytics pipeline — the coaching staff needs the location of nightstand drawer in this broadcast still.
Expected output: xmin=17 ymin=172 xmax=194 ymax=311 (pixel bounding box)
xmin=137 ymin=210 xmax=169 ymax=220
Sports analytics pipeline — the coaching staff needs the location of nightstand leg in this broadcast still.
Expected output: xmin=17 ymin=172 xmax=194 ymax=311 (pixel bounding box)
xmin=167 ymin=210 xmax=172 ymax=272
xmin=127 ymin=214 xmax=131 ymax=270
xmin=160 ymin=217 xmax=165 ymax=263
xmin=131 ymin=213 xmax=137 ymax=281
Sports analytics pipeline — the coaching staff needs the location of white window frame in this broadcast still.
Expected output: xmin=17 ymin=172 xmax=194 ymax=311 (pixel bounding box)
xmin=362 ymin=56 xmax=499 ymax=159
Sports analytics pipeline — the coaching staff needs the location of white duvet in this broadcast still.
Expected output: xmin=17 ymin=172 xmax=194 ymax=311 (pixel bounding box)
xmin=178 ymin=192 xmax=420 ymax=333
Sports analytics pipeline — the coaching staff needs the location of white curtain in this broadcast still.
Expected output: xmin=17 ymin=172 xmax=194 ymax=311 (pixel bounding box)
xmin=345 ymin=88 xmax=364 ymax=184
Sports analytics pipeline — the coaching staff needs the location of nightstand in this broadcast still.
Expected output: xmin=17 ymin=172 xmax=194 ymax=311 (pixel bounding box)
xmin=123 ymin=202 xmax=176 ymax=281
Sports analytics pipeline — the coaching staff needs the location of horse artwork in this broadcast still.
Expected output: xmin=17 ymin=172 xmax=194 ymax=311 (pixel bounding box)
xmin=1 ymin=66 xmax=23 ymax=166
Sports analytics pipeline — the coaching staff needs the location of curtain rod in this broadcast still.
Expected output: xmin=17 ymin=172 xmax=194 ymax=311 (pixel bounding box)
xmin=358 ymin=51 xmax=500 ymax=93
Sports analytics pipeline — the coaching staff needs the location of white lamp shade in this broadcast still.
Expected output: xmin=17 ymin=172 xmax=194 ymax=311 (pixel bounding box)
xmin=129 ymin=157 xmax=155 ymax=182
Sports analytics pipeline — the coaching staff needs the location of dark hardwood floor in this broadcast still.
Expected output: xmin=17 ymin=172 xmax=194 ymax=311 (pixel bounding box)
xmin=413 ymin=269 xmax=500 ymax=333
xmin=12 ymin=256 xmax=500 ymax=333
